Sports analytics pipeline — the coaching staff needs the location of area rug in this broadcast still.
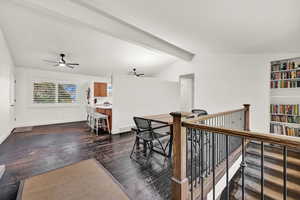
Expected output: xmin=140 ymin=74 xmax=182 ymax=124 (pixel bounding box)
xmin=17 ymin=159 xmax=130 ymax=200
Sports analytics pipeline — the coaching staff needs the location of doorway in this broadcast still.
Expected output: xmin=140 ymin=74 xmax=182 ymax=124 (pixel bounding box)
xmin=179 ymin=74 xmax=194 ymax=112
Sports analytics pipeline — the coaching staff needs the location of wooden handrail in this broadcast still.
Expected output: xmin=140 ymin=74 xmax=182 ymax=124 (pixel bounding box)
xmin=182 ymin=122 xmax=300 ymax=148
xmin=184 ymin=108 xmax=246 ymax=123
xmin=170 ymin=105 xmax=250 ymax=200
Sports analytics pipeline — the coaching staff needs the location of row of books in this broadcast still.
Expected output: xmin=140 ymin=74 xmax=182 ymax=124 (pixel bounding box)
xmin=270 ymin=104 xmax=299 ymax=115
xmin=270 ymin=123 xmax=300 ymax=136
xmin=271 ymin=115 xmax=300 ymax=124
xmin=270 ymin=80 xmax=300 ymax=88
xmin=271 ymin=61 xmax=300 ymax=72
xmin=271 ymin=71 xmax=300 ymax=80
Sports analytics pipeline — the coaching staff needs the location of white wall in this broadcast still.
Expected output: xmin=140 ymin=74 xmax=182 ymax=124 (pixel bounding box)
xmin=156 ymin=54 xmax=300 ymax=133
xmin=112 ymin=75 xmax=180 ymax=133
xmin=15 ymin=67 xmax=109 ymax=127
xmin=0 ymin=28 xmax=15 ymax=144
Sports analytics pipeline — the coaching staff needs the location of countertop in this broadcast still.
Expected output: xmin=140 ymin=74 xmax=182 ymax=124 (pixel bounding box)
xmin=93 ymin=104 xmax=112 ymax=109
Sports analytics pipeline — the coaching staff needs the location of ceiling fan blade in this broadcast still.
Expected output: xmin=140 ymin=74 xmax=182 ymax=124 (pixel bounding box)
xmin=44 ymin=59 xmax=58 ymax=63
xmin=66 ymin=65 xmax=75 ymax=69
xmin=66 ymin=63 xmax=79 ymax=66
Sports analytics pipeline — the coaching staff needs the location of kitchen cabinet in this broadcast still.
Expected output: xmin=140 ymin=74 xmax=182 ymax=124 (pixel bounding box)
xmin=96 ymin=108 xmax=112 ymax=131
xmin=94 ymin=82 xmax=107 ymax=97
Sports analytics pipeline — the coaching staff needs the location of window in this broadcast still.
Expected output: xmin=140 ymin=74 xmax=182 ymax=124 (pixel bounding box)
xmin=32 ymin=81 xmax=78 ymax=104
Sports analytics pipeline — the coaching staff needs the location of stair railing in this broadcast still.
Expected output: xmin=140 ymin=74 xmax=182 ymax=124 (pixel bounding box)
xmin=170 ymin=104 xmax=300 ymax=200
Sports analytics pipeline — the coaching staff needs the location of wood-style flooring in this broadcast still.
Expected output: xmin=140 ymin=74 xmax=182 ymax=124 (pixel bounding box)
xmin=0 ymin=122 xmax=171 ymax=200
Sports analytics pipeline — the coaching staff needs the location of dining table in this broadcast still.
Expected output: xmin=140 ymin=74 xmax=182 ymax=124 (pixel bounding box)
xmin=141 ymin=112 xmax=192 ymax=158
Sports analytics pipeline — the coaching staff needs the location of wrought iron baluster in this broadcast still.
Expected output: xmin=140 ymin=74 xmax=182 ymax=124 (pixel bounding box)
xmin=194 ymin=128 xmax=197 ymax=188
xmin=261 ymin=141 xmax=264 ymax=200
xmin=225 ymin=134 xmax=229 ymax=200
xmin=198 ymin=129 xmax=201 ymax=184
xmin=186 ymin=127 xmax=188 ymax=185
xmin=212 ymin=132 xmax=216 ymax=200
xmin=208 ymin=119 xmax=211 ymax=174
xmin=241 ymin=137 xmax=246 ymax=200
xmin=205 ymin=128 xmax=208 ymax=177
xmin=283 ymin=146 xmax=287 ymax=200
xmin=201 ymin=130 xmax=204 ymax=200
xmin=190 ymin=128 xmax=194 ymax=199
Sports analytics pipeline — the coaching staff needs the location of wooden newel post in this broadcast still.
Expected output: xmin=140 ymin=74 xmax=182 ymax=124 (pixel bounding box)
xmin=170 ymin=112 xmax=189 ymax=200
xmin=243 ymin=104 xmax=250 ymax=131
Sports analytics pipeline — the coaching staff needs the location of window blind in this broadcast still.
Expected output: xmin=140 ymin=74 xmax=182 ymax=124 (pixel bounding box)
xmin=33 ymin=82 xmax=56 ymax=103
xmin=32 ymin=81 xmax=78 ymax=104
xmin=58 ymin=83 xmax=77 ymax=103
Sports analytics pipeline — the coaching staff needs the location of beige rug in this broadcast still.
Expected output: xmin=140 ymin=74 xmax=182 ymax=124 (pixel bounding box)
xmin=17 ymin=159 xmax=130 ymax=200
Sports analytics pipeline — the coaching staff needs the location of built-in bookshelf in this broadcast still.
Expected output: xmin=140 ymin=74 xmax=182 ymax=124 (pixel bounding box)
xmin=270 ymin=57 xmax=300 ymax=137
xmin=270 ymin=60 xmax=300 ymax=88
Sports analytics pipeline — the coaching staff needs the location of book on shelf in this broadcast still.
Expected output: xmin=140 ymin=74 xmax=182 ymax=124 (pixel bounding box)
xmin=271 ymin=61 xmax=300 ymax=72
xmin=271 ymin=115 xmax=300 ymax=124
xmin=271 ymin=71 xmax=300 ymax=80
xmin=270 ymin=80 xmax=300 ymax=88
xmin=270 ymin=104 xmax=299 ymax=115
xmin=270 ymin=123 xmax=300 ymax=136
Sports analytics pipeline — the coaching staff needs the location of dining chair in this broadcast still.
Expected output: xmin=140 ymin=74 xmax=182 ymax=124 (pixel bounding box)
xmin=192 ymin=109 xmax=208 ymax=117
xmin=130 ymin=117 xmax=170 ymax=164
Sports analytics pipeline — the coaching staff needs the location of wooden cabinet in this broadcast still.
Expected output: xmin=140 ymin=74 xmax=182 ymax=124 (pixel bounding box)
xmin=96 ymin=108 xmax=112 ymax=131
xmin=94 ymin=82 xmax=107 ymax=97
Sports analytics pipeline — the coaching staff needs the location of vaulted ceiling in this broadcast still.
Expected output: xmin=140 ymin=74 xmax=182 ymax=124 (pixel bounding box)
xmin=1 ymin=0 xmax=300 ymax=76
xmin=90 ymin=0 xmax=300 ymax=54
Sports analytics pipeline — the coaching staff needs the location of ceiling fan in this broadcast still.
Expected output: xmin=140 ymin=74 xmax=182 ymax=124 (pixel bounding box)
xmin=44 ymin=53 xmax=79 ymax=69
xmin=129 ymin=68 xmax=145 ymax=77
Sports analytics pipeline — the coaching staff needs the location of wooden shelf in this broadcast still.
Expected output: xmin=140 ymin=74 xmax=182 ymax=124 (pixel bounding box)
xmin=270 ymin=121 xmax=300 ymax=128
xmin=270 ymin=113 xmax=299 ymax=117
xmin=271 ymin=68 xmax=300 ymax=73
xmin=271 ymin=78 xmax=300 ymax=81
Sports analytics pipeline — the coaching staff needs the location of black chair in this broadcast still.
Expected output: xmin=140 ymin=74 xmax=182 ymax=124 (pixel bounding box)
xmin=189 ymin=109 xmax=208 ymax=153
xmin=130 ymin=117 xmax=170 ymax=164
xmin=192 ymin=109 xmax=208 ymax=117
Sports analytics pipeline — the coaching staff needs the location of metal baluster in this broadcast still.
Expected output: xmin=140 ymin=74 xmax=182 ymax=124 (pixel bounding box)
xmin=208 ymin=119 xmax=211 ymax=174
xmin=201 ymin=130 xmax=204 ymax=200
xmin=194 ymin=128 xmax=197 ymax=188
xmin=198 ymin=129 xmax=201 ymax=184
xmin=283 ymin=146 xmax=287 ymax=200
xmin=212 ymin=132 xmax=216 ymax=200
xmin=261 ymin=141 xmax=264 ymax=200
xmin=216 ymin=117 xmax=219 ymax=165
xmin=225 ymin=134 xmax=229 ymax=200
xmin=241 ymin=137 xmax=246 ymax=200
xmin=205 ymin=126 xmax=208 ymax=177
xmin=190 ymin=128 xmax=194 ymax=199
xmin=186 ymin=127 xmax=188 ymax=185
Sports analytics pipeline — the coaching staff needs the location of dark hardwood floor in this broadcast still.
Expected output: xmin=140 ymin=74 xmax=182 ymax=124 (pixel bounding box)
xmin=0 ymin=122 xmax=171 ymax=200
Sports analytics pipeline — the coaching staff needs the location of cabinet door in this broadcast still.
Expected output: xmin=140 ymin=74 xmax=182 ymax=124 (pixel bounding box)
xmin=94 ymin=82 xmax=107 ymax=97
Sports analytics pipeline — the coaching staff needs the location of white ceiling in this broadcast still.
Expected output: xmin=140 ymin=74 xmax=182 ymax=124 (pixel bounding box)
xmin=1 ymin=0 xmax=300 ymax=77
xmin=0 ymin=1 xmax=179 ymax=76
xmin=89 ymin=0 xmax=300 ymax=54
